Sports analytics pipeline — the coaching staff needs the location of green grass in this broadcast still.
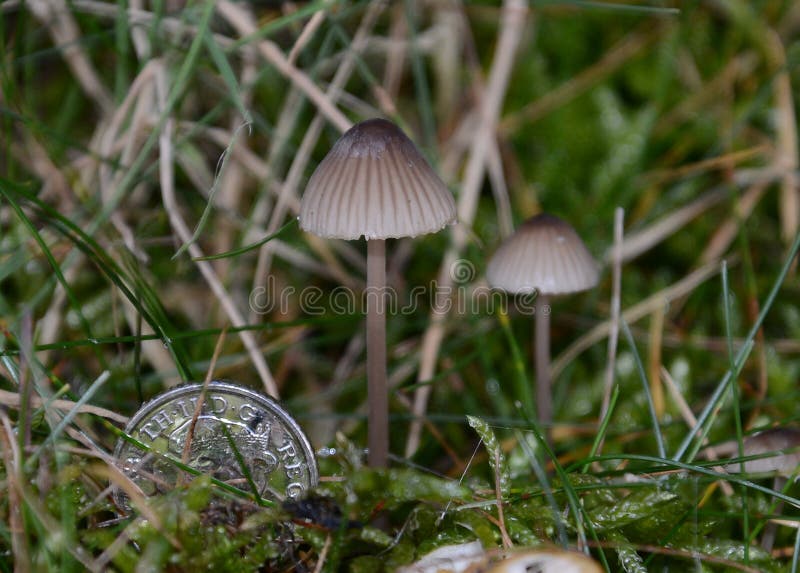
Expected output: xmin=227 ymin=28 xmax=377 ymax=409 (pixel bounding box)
xmin=2 ymin=0 xmax=800 ymax=571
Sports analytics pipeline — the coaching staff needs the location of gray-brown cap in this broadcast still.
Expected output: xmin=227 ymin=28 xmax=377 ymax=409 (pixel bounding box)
xmin=299 ymin=118 xmax=456 ymax=240
xmin=725 ymin=428 xmax=800 ymax=477
xmin=486 ymin=213 xmax=599 ymax=295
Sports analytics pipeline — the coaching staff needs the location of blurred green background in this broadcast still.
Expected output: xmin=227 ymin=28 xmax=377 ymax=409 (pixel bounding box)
xmin=2 ymin=1 xmax=800 ymax=570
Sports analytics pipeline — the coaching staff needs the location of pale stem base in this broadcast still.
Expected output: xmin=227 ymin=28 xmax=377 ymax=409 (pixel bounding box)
xmin=761 ymin=475 xmax=786 ymax=552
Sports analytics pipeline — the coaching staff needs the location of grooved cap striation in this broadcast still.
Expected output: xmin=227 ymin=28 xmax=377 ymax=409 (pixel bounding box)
xmin=299 ymin=118 xmax=456 ymax=240
xmin=487 ymin=213 xmax=599 ymax=295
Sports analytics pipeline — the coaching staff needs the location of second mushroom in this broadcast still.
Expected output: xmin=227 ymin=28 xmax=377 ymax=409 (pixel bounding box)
xmin=487 ymin=213 xmax=598 ymax=430
xmin=299 ymin=118 xmax=455 ymax=467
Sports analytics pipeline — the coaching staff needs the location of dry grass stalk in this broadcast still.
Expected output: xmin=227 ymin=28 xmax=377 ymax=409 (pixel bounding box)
xmin=93 ymin=462 xmax=181 ymax=549
xmin=154 ymin=62 xmax=279 ymax=397
xmin=654 ymin=53 xmax=759 ymax=135
xmin=216 ymin=0 xmax=351 ymax=133
xmin=0 ymin=410 xmax=31 ymax=573
xmin=382 ymin=2 xmax=407 ymax=100
xmin=606 ymin=187 xmax=728 ymax=265
xmin=600 ymin=208 xmax=624 ymax=426
xmin=180 ymin=327 xmax=228 ymax=469
xmin=648 ymin=302 xmax=665 ymax=420
xmin=431 ymin=1 xmax=463 ymax=123
xmin=1 ymin=410 xmax=102 ymax=571
xmin=214 ymin=45 xmax=258 ymax=282
xmin=288 ymin=2 xmax=331 ymax=65
xmin=494 ymin=446 xmax=513 ymax=549
xmin=764 ymin=30 xmax=799 ymax=247
xmin=552 ymin=259 xmax=725 ymax=379
xmin=0 ymin=390 xmax=128 ymax=424
xmin=27 ymin=0 xmax=113 ymax=114
xmin=312 ymin=534 xmax=332 ymax=573
xmin=486 ymin=139 xmax=514 ymax=238
xmin=660 ymin=367 xmax=734 ymax=497
xmin=252 ymin=1 xmax=385 ymax=292
xmin=745 ymin=297 xmax=770 ymax=427
xmin=407 ymin=0 xmax=529 ymax=457
xmin=501 ymin=24 xmax=663 ymax=133
xmin=700 ymin=182 xmax=768 ymax=264
xmin=640 ymin=145 xmax=768 ymax=186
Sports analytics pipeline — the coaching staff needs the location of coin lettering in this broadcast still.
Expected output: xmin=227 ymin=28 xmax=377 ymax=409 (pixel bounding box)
xmin=114 ymin=381 xmax=318 ymax=509
xmin=138 ymin=408 xmax=174 ymax=441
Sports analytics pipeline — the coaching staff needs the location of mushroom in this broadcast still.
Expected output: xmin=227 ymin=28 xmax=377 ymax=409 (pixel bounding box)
xmin=723 ymin=427 xmax=800 ymax=551
xmin=485 ymin=549 xmax=603 ymax=573
xmin=730 ymin=428 xmax=800 ymax=476
xmin=396 ymin=540 xmax=485 ymax=573
xmin=299 ymin=118 xmax=455 ymax=467
xmin=396 ymin=545 xmax=602 ymax=573
xmin=486 ymin=213 xmax=598 ymax=428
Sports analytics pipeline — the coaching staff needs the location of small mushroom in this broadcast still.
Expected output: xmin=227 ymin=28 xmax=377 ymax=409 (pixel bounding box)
xmin=726 ymin=428 xmax=800 ymax=476
xmin=487 ymin=213 xmax=598 ymax=429
xmin=299 ymin=118 xmax=455 ymax=467
xmin=723 ymin=427 xmax=800 ymax=551
xmin=396 ymin=541 xmax=485 ymax=573
xmin=485 ymin=548 xmax=603 ymax=573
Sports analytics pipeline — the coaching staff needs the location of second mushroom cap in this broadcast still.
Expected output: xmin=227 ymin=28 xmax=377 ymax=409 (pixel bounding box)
xmin=486 ymin=213 xmax=599 ymax=295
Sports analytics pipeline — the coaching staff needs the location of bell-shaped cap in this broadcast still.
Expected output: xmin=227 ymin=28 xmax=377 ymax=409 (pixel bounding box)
xmin=487 ymin=213 xmax=599 ymax=295
xmin=299 ymin=118 xmax=456 ymax=240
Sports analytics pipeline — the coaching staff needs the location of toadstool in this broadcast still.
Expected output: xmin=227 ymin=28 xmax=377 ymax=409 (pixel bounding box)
xmin=724 ymin=427 xmax=800 ymax=551
xmin=485 ymin=548 xmax=603 ymax=573
xmin=299 ymin=118 xmax=455 ymax=467
xmin=487 ymin=213 xmax=598 ymax=429
xmin=729 ymin=428 xmax=800 ymax=476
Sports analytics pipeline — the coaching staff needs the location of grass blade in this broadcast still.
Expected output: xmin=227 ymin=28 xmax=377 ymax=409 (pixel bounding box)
xmin=192 ymin=217 xmax=297 ymax=261
xmin=497 ymin=311 xmax=536 ymax=422
xmin=722 ymin=260 xmax=750 ymax=562
xmin=1 ymin=189 xmax=106 ymax=368
xmin=674 ymin=231 xmax=800 ymax=462
xmin=584 ymin=384 xmax=620 ymax=473
xmin=0 ymin=178 xmax=194 ymax=380
xmin=587 ymin=453 xmax=800 ymax=510
xmin=26 ymin=371 xmax=111 ymax=468
xmin=621 ymin=318 xmax=666 ymax=459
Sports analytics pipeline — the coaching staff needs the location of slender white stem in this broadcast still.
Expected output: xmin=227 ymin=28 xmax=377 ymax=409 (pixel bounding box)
xmin=535 ymin=294 xmax=551 ymax=428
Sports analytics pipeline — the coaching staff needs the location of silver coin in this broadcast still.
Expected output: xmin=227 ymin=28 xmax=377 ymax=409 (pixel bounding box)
xmin=113 ymin=381 xmax=318 ymax=508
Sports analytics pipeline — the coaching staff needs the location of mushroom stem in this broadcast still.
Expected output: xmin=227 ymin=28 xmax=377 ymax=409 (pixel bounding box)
xmin=534 ymin=293 xmax=551 ymax=430
xmin=761 ymin=475 xmax=787 ymax=552
xmin=366 ymin=238 xmax=388 ymax=468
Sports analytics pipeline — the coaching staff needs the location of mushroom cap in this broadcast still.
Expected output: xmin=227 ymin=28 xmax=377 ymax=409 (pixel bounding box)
xmin=298 ymin=118 xmax=456 ymax=240
xmin=396 ymin=541 xmax=484 ymax=573
xmin=486 ymin=213 xmax=599 ymax=295
xmin=727 ymin=428 xmax=800 ymax=477
xmin=485 ymin=549 xmax=603 ymax=573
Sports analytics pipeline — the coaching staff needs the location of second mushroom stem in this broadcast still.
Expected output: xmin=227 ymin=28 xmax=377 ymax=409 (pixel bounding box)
xmin=535 ymin=294 xmax=551 ymax=432
xmin=366 ymin=238 xmax=388 ymax=468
